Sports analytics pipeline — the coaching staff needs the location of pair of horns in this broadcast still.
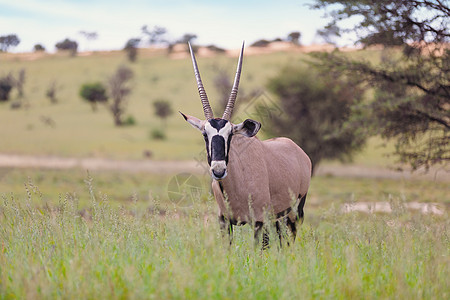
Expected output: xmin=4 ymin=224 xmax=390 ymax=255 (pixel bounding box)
xmin=189 ymin=42 xmax=244 ymax=121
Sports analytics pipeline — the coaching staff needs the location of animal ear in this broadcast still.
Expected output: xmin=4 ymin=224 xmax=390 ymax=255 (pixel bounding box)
xmin=179 ymin=112 xmax=205 ymax=131
xmin=233 ymin=119 xmax=261 ymax=137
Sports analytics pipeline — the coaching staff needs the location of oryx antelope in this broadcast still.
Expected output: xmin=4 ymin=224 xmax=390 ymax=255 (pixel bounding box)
xmin=180 ymin=42 xmax=311 ymax=246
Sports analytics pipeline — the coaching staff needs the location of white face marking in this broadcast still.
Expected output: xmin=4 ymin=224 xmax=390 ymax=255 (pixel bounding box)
xmin=204 ymin=121 xmax=233 ymax=159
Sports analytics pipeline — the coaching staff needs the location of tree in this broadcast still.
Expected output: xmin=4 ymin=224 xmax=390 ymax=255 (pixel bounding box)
xmin=124 ymin=38 xmax=141 ymax=62
xmin=55 ymin=38 xmax=78 ymax=56
xmin=153 ymin=99 xmax=173 ymax=125
xmin=311 ymin=0 xmax=450 ymax=170
xmin=213 ymin=67 xmax=261 ymax=114
xmin=0 ymin=34 xmax=20 ymax=52
xmin=46 ymin=81 xmax=59 ymax=104
xmin=141 ymin=25 xmax=167 ymax=45
xmin=178 ymin=33 xmax=197 ymax=44
xmin=287 ymin=32 xmax=301 ymax=45
xmin=34 ymin=44 xmax=46 ymax=52
xmin=79 ymin=31 xmax=98 ymax=51
xmin=265 ymin=66 xmax=366 ymax=174
xmin=108 ymin=66 xmax=134 ymax=126
xmin=79 ymin=82 xmax=108 ymax=111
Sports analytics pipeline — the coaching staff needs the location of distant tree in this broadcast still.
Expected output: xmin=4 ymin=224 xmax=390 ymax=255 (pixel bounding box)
xmin=79 ymin=31 xmax=98 ymax=51
xmin=79 ymin=82 xmax=108 ymax=111
xmin=265 ymin=66 xmax=366 ymax=174
xmin=213 ymin=67 xmax=261 ymax=114
xmin=55 ymin=38 xmax=78 ymax=56
xmin=206 ymin=45 xmax=226 ymax=53
xmin=0 ymin=34 xmax=20 ymax=52
xmin=316 ymin=24 xmax=340 ymax=45
xmin=153 ymin=99 xmax=173 ymax=126
xmin=141 ymin=25 xmax=167 ymax=45
xmin=0 ymin=73 xmax=14 ymax=101
xmin=15 ymin=69 xmax=26 ymax=98
xmin=311 ymin=0 xmax=450 ymax=170
xmin=287 ymin=32 xmax=301 ymax=45
xmin=33 ymin=44 xmax=46 ymax=52
xmin=46 ymin=81 xmax=59 ymax=104
xmin=178 ymin=34 xmax=197 ymax=44
xmin=250 ymin=39 xmax=271 ymax=47
xmin=108 ymin=66 xmax=134 ymax=126
xmin=123 ymin=38 xmax=141 ymax=62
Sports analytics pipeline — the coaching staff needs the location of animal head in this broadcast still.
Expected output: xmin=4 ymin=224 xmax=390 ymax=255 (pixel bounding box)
xmin=180 ymin=42 xmax=261 ymax=180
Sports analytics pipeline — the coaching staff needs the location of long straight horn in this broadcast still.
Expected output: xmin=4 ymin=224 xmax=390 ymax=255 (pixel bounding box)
xmin=189 ymin=42 xmax=214 ymax=120
xmin=222 ymin=41 xmax=244 ymax=121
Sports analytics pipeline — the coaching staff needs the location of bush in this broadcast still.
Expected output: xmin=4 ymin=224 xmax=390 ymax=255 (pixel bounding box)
xmin=55 ymin=38 xmax=78 ymax=56
xmin=79 ymin=82 xmax=108 ymax=111
xmin=123 ymin=115 xmax=136 ymax=126
xmin=34 ymin=44 xmax=45 ymax=52
xmin=0 ymin=74 xmax=14 ymax=101
xmin=150 ymin=128 xmax=166 ymax=140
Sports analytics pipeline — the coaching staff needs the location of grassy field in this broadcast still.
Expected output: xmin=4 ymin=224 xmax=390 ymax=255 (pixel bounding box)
xmin=0 ymin=48 xmax=395 ymax=166
xmin=0 ymin=168 xmax=448 ymax=299
xmin=0 ymin=49 xmax=448 ymax=299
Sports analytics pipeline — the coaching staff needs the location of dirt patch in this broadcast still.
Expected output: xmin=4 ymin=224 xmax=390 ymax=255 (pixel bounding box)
xmin=0 ymin=153 xmax=448 ymax=182
xmin=342 ymin=201 xmax=445 ymax=215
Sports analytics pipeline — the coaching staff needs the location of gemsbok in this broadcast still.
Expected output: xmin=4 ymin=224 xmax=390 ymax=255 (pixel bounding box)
xmin=180 ymin=42 xmax=312 ymax=247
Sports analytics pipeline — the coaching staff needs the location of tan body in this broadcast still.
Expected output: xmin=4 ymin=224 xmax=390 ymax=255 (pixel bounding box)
xmin=212 ymin=134 xmax=311 ymax=223
xmin=183 ymin=42 xmax=312 ymax=246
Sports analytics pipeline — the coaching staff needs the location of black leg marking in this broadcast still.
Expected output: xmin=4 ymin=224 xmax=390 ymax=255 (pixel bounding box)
xmin=254 ymin=221 xmax=269 ymax=250
xmin=298 ymin=193 xmax=307 ymax=223
xmin=286 ymin=217 xmax=297 ymax=242
xmin=219 ymin=215 xmax=233 ymax=244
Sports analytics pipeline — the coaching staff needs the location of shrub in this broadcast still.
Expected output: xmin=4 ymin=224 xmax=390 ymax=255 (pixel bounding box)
xmin=55 ymin=38 xmax=78 ymax=56
xmin=150 ymin=128 xmax=166 ymax=140
xmin=79 ymin=82 xmax=108 ymax=111
xmin=0 ymin=74 xmax=14 ymax=101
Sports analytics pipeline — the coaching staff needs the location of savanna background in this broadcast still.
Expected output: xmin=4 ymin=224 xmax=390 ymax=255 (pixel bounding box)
xmin=0 ymin=0 xmax=448 ymax=299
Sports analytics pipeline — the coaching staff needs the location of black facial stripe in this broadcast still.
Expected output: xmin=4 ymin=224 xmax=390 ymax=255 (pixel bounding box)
xmin=211 ymin=135 xmax=225 ymax=161
xmin=209 ymin=119 xmax=229 ymax=131
xmin=226 ymin=133 xmax=233 ymax=164
xmin=203 ymin=133 xmax=211 ymax=165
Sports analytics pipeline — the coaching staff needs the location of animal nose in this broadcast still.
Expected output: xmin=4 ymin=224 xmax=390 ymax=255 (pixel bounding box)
xmin=212 ymin=169 xmax=227 ymax=179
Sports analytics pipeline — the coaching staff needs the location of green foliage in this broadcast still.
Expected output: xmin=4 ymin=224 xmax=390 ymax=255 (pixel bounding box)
xmin=79 ymin=82 xmax=108 ymax=111
xmin=55 ymin=38 xmax=78 ymax=56
xmin=153 ymin=99 xmax=173 ymax=120
xmin=266 ymin=66 xmax=366 ymax=173
xmin=123 ymin=115 xmax=136 ymax=126
xmin=34 ymin=44 xmax=45 ymax=52
xmin=151 ymin=127 xmax=166 ymax=140
xmin=311 ymin=0 xmax=450 ymax=170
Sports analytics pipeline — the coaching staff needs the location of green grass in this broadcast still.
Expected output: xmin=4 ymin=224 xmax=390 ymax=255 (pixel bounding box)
xmin=0 ymin=169 xmax=448 ymax=299
xmin=0 ymin=49 xmax=393 ymax=166
xmin=1 ymin=49 xmax=448 ymax=299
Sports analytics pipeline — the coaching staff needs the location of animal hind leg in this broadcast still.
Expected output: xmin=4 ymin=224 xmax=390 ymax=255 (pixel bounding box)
xmin=286 ymin=217 xmax=297 ymax=242
xmin=298 ymin=193 xmax=307 ymax=223
xmin=254 ymin=221 xmax=269 ymax=250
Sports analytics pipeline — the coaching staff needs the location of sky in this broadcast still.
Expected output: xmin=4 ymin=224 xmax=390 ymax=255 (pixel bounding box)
xmin=0 ymin=0 xmax=341 ymax=53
